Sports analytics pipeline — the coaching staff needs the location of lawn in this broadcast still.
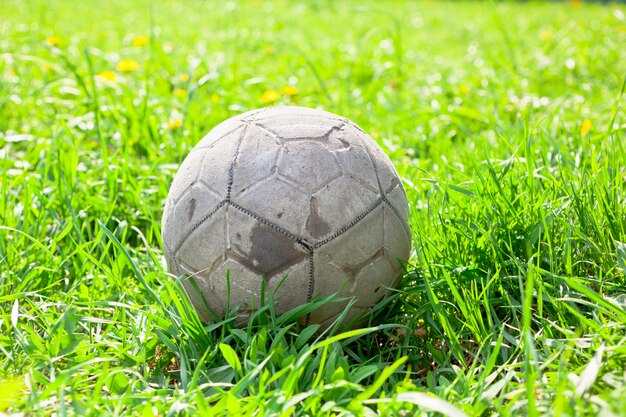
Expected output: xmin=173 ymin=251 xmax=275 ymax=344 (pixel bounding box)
xmin=1 ymin=0 xmax=626 ymax=415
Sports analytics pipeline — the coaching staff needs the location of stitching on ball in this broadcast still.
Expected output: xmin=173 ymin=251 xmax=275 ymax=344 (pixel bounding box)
xmin=228 ymin=201 xmax=313 ymax=251
xmin=164 ymin=242 xmax=175 ymax=259
xmin=226 ymin=123 xmax=251 ymax=201
xmin=353 ymin=124 xmax=411 ymax=238
xmin=173 ymin=200 xmax=228 ymax=254
xmin=227 ymin=107 xmax=272 ymax=201
xmin=304 ymin=251 xmax=315 ymax=326
xmin=313 ymin=196 xmax=384 ymax=249
xmin=352 ymin=127 xmax=385 ymax=196
xmin=382 ymin=197 xmax=411 ymax=238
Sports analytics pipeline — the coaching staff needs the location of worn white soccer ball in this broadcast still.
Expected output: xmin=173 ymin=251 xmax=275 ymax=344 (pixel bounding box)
xmin=162 ymin=106 xmax=411 ymax=328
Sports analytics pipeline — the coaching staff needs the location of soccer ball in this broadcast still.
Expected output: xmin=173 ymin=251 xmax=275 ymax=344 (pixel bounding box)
xmin=162 ymin=106 xmax=411 ymax=328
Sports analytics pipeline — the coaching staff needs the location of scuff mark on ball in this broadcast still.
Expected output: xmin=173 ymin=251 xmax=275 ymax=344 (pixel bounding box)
xmin=188 ymin=198 xmax=196 ymax=221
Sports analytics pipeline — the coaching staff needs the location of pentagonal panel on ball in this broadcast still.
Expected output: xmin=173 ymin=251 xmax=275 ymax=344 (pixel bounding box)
xmin=230 ymin=124 xmax=282 ymax=196
xmin=198 ymin=126 xmax=244 ymax=196
xmin=383 ymin=204 xmax=412 ymax=273
xmin=234 ymin=176 xmax=310 ymax=234
xmin=175 ymin=204 xmax=227 ymax=274
xmin=277 ymin=141 xmax=342 ymax=193
xmin=268 ymin=259 xmax=310 ymax=315
xmin=226 ymin=205 xmax=308 ymax=277
xmin=165 ymin=183 xmax=222 ymax=251
xmin=209 ymin=258 xmax=265 ymax=314
xmin=168 ymin=150 xmax=206 ymax=202
xmin=308 ymin=176 xmax=380 ymax=239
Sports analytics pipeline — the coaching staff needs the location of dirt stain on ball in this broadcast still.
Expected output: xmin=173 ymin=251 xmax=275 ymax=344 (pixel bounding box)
xmin=249 ymin=225 xmax=304 ymax=275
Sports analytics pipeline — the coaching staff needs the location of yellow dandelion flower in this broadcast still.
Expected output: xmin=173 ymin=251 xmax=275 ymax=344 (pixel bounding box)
xmin=41 ymin=63 xmax=52 ymax=72
xmin=98 ymin=71 xmax=117 ymax=82
xmin=173 ymin=88 xmax=187 ymax=98
xmin=180 ymin=73 xmax=190 ymax=82
xmin=45 ymin=36 xmax=60 ymax=47
xmin=458 ymin=84 xmax=470 ymax=94
xmin=263 ymin=46 xmax=275 ymax=55
xmin=132 ymin=35 xmax=149 ymax=47
xmin=168 ymin=119 xmax=183 ymax=129
xmin=283 ymin=85 xmax=299 ymax=96
xmin=580 ymin=119 xmax=592 ymax=136
xmin=116 ymin=59 xmax=140 ymax=72
xmin=211 ymin=94 xmax=219 ymax=103
xmin=539 ymin=31 xmax=553 ymax=42
xmin=261 ymin=89 xmax=280 ymax=103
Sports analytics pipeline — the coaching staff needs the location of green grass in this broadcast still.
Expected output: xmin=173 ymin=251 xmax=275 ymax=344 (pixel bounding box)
xmin=1 ymin=0 xmax=626 ymax=415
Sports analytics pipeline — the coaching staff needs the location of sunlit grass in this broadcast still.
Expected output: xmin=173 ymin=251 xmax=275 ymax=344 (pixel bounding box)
xmin=1 ymin=0 xmax=626 ymax=415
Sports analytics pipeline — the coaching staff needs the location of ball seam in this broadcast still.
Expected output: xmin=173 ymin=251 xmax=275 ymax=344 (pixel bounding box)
xmin=313 ymin=196 xmax=384 ymax=249
xmin=172 ymin=200 xmax=228 ymax=255
xmin=228 ymin=201 xmax=313 ymax=251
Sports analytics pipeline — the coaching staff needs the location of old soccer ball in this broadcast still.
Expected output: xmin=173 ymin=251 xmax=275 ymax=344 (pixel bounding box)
xmin=162 ymin=106 xmax=411 ymax=328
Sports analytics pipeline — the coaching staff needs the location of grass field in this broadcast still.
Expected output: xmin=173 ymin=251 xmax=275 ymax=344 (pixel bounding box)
xmin=2 ymin=0 xmax=626 ymax=415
